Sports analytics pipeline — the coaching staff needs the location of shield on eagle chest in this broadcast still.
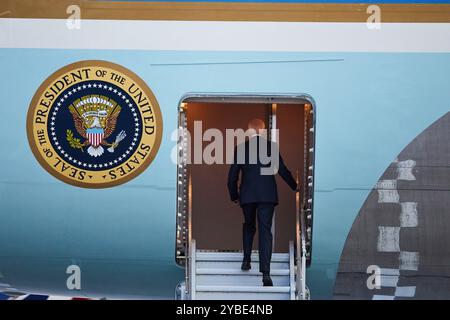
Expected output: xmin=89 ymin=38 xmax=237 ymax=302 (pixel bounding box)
xmin=86 ymin=127 xmax=104 ymax=147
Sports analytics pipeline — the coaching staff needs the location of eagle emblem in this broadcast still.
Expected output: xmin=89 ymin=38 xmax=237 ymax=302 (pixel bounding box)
xmin=67 ymin=95 xmax=126 ymax=157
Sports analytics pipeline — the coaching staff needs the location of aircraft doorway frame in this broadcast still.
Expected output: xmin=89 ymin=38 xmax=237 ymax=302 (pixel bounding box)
xmin=174 ymin=93 xmax=316 ymax=269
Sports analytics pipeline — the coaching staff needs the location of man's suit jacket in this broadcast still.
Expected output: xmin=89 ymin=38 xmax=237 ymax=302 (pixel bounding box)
xmin=227 ymin=135 xmax=297 ymax=206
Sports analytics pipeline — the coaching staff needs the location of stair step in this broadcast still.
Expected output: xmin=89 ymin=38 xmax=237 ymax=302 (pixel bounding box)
xmin=192 ymin=247 xmax=295 ymax=300
xmin=196 ymin=268 xmax=289 ymax=276
xmin=196 ymin=261 xmax=289 ymax=270
xmin=196 ymin=273 xmax=290 ymax=286
xmin=195 ymin=291 xmax=290 ymax=300
xmin=196 ymin=252 xmax=289 ymax=262
xmin=196 ymin=285 xmax=290 ymax=293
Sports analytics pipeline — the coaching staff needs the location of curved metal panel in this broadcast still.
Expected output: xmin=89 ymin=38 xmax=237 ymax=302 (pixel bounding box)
xmin=334 ymin=112 xmax=450 ymax=300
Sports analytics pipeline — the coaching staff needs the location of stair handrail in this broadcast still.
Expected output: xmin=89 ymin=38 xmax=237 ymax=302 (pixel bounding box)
xmin=300 ymin=211 xmax=307 ymax=299
xmin=289 ymin=241 xmax=296 ymax=300
xmin=295 ymin=171 xmax=307 ymax=300
xmin=189 ymin=239 xmax=196 ymax=300
xmin=186 ymin=173 xmax=194 ymax=299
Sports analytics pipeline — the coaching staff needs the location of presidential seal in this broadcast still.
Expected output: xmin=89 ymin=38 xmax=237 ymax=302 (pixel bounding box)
xmin=27 ymin=60 xmax=163 ymax=188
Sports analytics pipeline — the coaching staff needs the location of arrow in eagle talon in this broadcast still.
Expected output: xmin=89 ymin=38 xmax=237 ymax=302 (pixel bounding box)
xmin=107 ymin=130 xmax=127 ymax=153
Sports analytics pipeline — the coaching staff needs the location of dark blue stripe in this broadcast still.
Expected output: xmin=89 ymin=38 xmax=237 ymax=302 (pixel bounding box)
xmin=0 ymin=293 xmax=10 ymax=300
xmin=22 ymin=294 xmax=49 ymax=300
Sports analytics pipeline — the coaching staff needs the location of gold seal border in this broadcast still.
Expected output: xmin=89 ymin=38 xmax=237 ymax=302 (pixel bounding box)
xmin=26 ymin=60 xmax=163 ymax=189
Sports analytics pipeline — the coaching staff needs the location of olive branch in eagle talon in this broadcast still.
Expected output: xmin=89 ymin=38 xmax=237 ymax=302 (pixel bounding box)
xmin=66 ymin=129 xmax=84 ymax=152
xmin=67 ymin=101 xmax=123 ymax=157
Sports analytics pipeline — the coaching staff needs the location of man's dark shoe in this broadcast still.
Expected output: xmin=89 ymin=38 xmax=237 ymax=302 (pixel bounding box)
xmin=241 ymin=260 xmax=251 ymax=271
xmin=262 ymin=273 xmax=273 ymax=286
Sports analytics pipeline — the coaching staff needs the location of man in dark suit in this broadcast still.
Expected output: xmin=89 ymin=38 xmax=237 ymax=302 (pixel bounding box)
xmin=227 ymin=119 xmax=298 ymax=286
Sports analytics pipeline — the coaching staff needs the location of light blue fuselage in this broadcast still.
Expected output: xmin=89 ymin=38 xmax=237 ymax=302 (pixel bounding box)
xmin=1 ymin=49 xmax=449 ymax=299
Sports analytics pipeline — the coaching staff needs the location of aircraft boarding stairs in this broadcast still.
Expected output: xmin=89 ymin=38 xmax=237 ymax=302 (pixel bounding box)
xmin=179 ymin=173 xmax=310 ymax=300
xmin=186 ymin=240 xmax=309 ymax=300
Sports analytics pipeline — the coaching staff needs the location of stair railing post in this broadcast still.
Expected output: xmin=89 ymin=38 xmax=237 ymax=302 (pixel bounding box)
xmin=295 ymin=170 xmax=304 ymax=299
xmin=187 ymin=173 xmax=193 ymax=299
xmin=300 ymin=206 xmax=306 ymax=300
xmin=190 ymin=239 xmax=196 ymax=300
